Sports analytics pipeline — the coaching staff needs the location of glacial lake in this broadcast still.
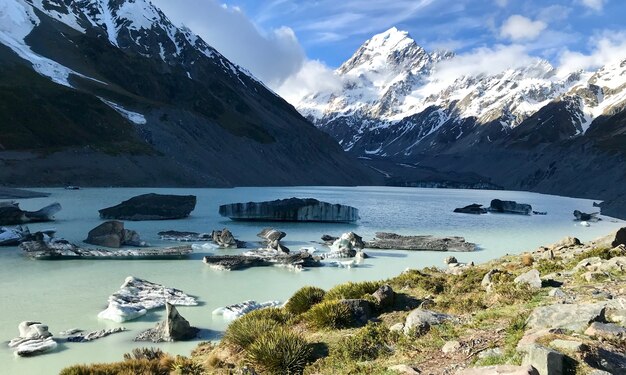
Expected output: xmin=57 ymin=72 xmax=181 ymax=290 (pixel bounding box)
xmin=1 ymin=186 xmax=624 ymax=374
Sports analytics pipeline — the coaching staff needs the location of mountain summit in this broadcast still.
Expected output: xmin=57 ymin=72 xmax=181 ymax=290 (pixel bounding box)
xmin=297 ymin=27 xmax=626 ymax=214
xmin=0 ymin=0 xmax=372 ymax=186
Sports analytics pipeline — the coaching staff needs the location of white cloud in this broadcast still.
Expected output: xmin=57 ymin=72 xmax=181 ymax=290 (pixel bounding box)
xmin=276 ymin=60 xmax=342 ymax=104
xmin=500 ymin=15 xmax=547 ymax=41
xmin=557 ymin=31 xmax=626 ymax=74
xmin=494 ymin=0 xmax=509 ymax=7
xmin=415 ymin=44 xmax=540 ymax=96
xmin=578 ymin=0 xmax=606 ymax=11
xmin=151 ymin=0 xmax=305 ymax=88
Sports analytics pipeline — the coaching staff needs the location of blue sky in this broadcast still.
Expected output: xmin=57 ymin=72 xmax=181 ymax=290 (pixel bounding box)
xmin=220 ymin=0 xmax=625 ymax=67
xmin=154 ymin=0 xmax=626 ymax=102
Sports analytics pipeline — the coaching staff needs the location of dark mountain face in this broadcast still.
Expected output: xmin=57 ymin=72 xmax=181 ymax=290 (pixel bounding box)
xmin=0 ymin=0 xmax=373 ymax=187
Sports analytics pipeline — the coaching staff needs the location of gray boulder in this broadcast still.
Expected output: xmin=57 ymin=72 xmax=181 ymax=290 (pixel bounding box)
xmin=457 ymin=365 xmax=538 ymax=375
xmin=489 ymin=199 xmax=532 ymax=215
xmin=403 ymin=309 xmax=455 ymax=336
xmin=584 ymin=322 xmax=626 ymax=340
xmin=514 ymin=270 xmax=542 ymax=289
xmin=135 ymin=303 xmax=199 ymax=342
xmin=522 ymin=344 xmax=563 ymax=375
xmin=612 ymin=227 xmax=626 ymax=247
xmin=84 ymin=221 xmax=146 ymax=248
xmin=582 ymin=348 xmax=626 ymax=374
xmin=339 ymin=299 xmax=374 ymax=326
xmin=526 ymin=303 xmax=606 ymax=332
xmin=372 ymin=285 xmax=395 ymax=308
xmin=99 ymin=194 xmax=196 ymax=221
xmin=219 ymin=197 xmax=359 ymax=223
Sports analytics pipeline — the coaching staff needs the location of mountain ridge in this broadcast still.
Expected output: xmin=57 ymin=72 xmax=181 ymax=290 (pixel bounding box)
xmin=0 ymin=0 xmax=374 ymax=187
xmin=297 ymin=27 xmax=626 ymax=218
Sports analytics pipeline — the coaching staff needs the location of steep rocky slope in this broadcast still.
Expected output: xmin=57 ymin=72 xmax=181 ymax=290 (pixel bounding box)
xmin=0 ymin=0 xmax=373 ymax=187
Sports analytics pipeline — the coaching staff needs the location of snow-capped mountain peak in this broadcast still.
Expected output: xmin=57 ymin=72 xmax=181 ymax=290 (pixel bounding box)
xmin=297 ymin=28 xmax=626 ymax=159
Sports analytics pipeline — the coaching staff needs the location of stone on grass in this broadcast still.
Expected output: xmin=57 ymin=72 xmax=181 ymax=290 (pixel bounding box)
xmin=457 ymin=365 xmax=539 ymax=375
xmin=514 ymin=269 xmax=542 ymax=289
xmin=442 ymin=340 xmax=461 ymax=354
xmin=522 ymin=344 xmax=563 ymax=375
xmin=549 ymin=339 xmax=585 ymax=353
xmin=403 ymin=309 xmax=455 ymax=336
xmin=526 ymin=303 xmax=606 ymax=332
xmin=388 ymin=364 xmax=420 ymax=374
xmin=584 ymin=322 xmax=626 ymax=340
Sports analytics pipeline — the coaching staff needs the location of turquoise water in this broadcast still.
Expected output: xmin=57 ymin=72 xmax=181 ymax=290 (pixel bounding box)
xmin=0 ymin=186 xmax=623 ymax=374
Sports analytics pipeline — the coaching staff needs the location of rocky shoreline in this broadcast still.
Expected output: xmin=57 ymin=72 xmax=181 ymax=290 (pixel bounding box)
xmin=55 ymin=227 xmax=626 ymax=374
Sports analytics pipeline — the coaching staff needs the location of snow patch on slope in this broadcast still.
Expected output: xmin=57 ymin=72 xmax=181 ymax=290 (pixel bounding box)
xmin=99 ymin=98 xmax=147 ymax=125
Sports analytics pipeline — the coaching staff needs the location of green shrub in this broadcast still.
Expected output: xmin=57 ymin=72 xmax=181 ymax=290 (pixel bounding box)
xmin=123 ymin=347 xmax=165 ymax=361
xmin=573 ymin=247 xmax=624 ymax=263
xmin=223 ymin=317 xmax=280 ymax=350
xmin=389 ymin=270 xmax=446 ymax=294
xmin=171 ymin=355 xmax=205 ymax=375
xmin=245 ymin=307 xmax=292 ymax=324
xmin=285 ymin=286 xmax=326 ymax=315
xmin=324 ymin=281 xmax=382 ymax=301
xmin=304 ymin=300 xmax=354 ymax=330
xmin=535 ymin=259 xmax=565 ymax=275
xmin=245 ymin=328 xmax=312 ymax=375
xmin=331 ymin=323 xmax=393 ymax=361
xmin=59 ymin=359 xmax=171 ymax=375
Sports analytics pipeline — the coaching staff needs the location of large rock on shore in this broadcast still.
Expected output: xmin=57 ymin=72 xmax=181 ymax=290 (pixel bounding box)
xmin=135 ymin=303 xmax=199 ymax=343
xmin=84 ymin=221 xmax=146 ymax=248
xmin=366 ymin=233 xmax=476 ymax=252
xmin=98 ymin=276 xmax=198 ymax=322
xmin=99 ymin=194 xmax=196 ymax=221
xmin=8 ymin=321 xmax=57 ymax=357
xmin=489 ymin=199 xmax=532 ymax=215
xmin=0 ymin=202 xmax=62 ymax=225
xmin=219 ymin=198 xmax=359 ymax=223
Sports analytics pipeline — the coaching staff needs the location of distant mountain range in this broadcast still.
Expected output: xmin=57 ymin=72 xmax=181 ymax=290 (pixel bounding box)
xmin=297 ymin=27 xmax=626 ymax=218
xmin=0 ymin=0 xmax=372 ymax=187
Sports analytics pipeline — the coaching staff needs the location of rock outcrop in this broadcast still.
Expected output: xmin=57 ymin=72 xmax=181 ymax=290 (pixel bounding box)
xmin=98 ymin=276 xmax=198 ymax=323
xmin=20 ymin=239 xmax=192 ymax=260
xmin=402 ymin=309 xmax=456 ymax=336
xmin=219 ymin=198 xmax=359 ymax=223
xmin=99 ymin=194 xmax=196 ymax=221
xmin=366 ymin=233 xmax=476 ymax=252
xmin=454 ymin=204 xmax=488 ymax=215
xmin=212 ymin=300 xmax=281 ymax=320
xmin=0 ymin=202 xmax=62 ymax=225
xmin=135 ymin=303 xmax=199 ymax=343
xmin=84 ymin=221 xmax=147 ymax=248
xmin=8 ymin=321 xmax=57 ymax=357
xmin=488 ymin=199 xmax=532 ymax=215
